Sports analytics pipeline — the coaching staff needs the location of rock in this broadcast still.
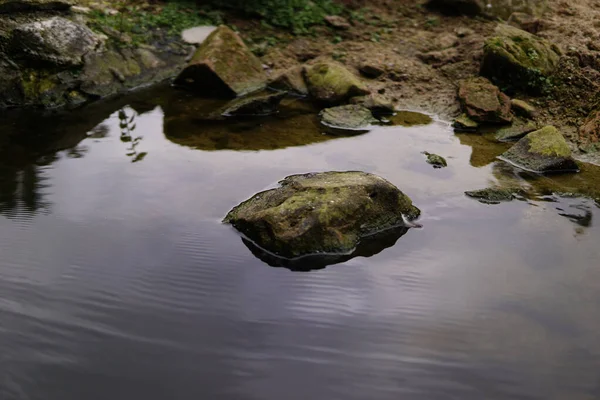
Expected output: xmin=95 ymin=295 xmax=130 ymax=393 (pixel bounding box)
xmin=495 ymin=120 xmax=538 ymax=142
xmin=269 ymin=66 xmax=308 ymax=96
xmin=359 ymin=62 xmax=385 ymax=78
xmin=426 ymin=0 xmax=484 ymax=15
xmin=458 ymin=77 xmax=512 ymax=124
xmin=324 ymin=15 xmax=351 ymax=30
xmin=221 ymin=91 xmax=287 ymax=117
xmin=499 ymin=126 xmax=579 ymax=173
xmin=0 ymin=59 xmax=23 ymax=107
xmin=387 ymin=111 xmax=433 ymax=127
xmin=511 ymin=99 xmax=537 ymax=118
xmin=423 ymin=152 xmax=447 ymax=168
xmin=349 ymin=94 xmax=394 ymax=115
xmin=304 ymin=62 xmax=369 ymax=105
xmin=480 ymin=24 xmax=561 ymax=93
xmin=174 ymin=25 xmax=267 ymax=98
xmin=319 ymin=105 xmax=377 ymax=130
xmin=487 ymin=0 xmax=548 ymax=20
xmin=0 ymin=0 xmax=73 ymax=13
xmin=579 ymin=110 xmax=600 ymax=147
xmin=181 ymin=26 xmax=217 ymax=45
xmin=507 ymin=12 xmax=541 ymax=33
xmin=453 ymin=113 xmax=479 ymax=132
xmin=9 ymin=17 xmax=99 ymax=67
xmin=223 ymin=171 xmax=421 ymax=258
xmin=465 ymin=187 xmax=524 ymax=204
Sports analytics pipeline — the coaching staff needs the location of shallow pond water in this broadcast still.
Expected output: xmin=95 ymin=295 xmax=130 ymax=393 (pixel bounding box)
xmin=1 ymin=85 xmax=600 ymax=400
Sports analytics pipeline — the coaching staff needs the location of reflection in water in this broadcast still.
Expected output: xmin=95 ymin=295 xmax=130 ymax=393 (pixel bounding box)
xmin=119 ymin=107 xmax=147 ymax=163
xmin=242 ymin=226 xmax=410 ymax=271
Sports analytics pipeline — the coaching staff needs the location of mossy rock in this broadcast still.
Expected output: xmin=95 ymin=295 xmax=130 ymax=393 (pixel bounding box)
xmin=453 ymin=113 xmax=479 ymax=132
xmin=224 ymin=171 xmax=420 ymax=259
xmin=423 ymin=152 xmax=448 ymax=168
xmin=304 ymin=62 xmax=369 ymax=105
xmin=499 ymin=126 xmax=579 ymax=173
xmin=480 ymin=24 xmax=560 ymax=93
xmin=465 ymin=187 xmax=524 ymax=204
xmin=495 ymin=119 xmax=538 ymax=142
xmin=386 ymin=111 xmax=433 ymax=127
xmin=458 ymin=77 xmax=512 ymax=124
xmin=174 ymin=25 xmax=267 ymax=98
xmin=319 ymin=104 xmax=377 ymax=130
xmin=268 ymin=65 xmax=308 ymax=96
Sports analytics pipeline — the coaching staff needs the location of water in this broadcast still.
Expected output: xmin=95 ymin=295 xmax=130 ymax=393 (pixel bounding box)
xmin=1 ymin=85 xmax=600 ymax=400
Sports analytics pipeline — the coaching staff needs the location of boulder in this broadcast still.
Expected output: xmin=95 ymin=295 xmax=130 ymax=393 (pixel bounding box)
xmin=499 ymin=126 xmax=579 ymax=173
xmin=452 ymin=113 xmax=479 ymax=132
xmin=9 ymin=17 xmax=99 ymax=67
xmin=224 ymin=171 xmax=421 ymax=258
xmin=304 ymin=62 xmax=369 ymax=105
xmin=174 ymin=25 xmax=267 ymax=98
xmin=423 ymin=152 xmax=447 ymax=168
xmin=221 ymin=91 xmax=287 ymax=117
xmin=480 ymin=24 xmax=560 ymax=93
xmin=458 ymin=77 xmax=512 ymax=124
xmin=349 ymin=93 xmax=394 ymax=115
xmin=495 ymin=120 xmax=538 ymax=142
xmin=426 ymin=0 xmax=484 ymax=15
xmin=269 ymin=66 xmax=308 ymax=96
xmin=465 ymin=187 xmax=525 ymax=204
xmin=0 ymin=0 xmax=72 ymax=13
xmin=319 ymin=105 xmax=377 ymax=130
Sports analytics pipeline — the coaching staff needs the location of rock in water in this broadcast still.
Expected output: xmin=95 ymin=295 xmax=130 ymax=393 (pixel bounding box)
xmin=465 ymin=187 xmax=524 ymax=204
xmin=269 ymin=66 xmax=309 ymax=96
xmin=174 ymin=25 xmax=267 ymax=98
xmin=452 ymin=113 xmax=479 ymax=132
xmin=495 ymin=120 xmax=538 ymax=142
xmin=304 ymin=62 xmax=369 ymax=105
xmin=499 ymin=126 xmax=579 ymax=173
xmin=480 ymin=24 xmax=560 ymax=93
xmin=458 ymin=77 xmax=512 ymax=124
xmin=319 ymin=105 xmax=377 ymax=130
xmin=9 ymin=16 xmax=99 ymax=67
xmin=423 ymin=152 xmax=448 ymax=168
xmin=0 ymin=0 xmax=73 ymax=13
xmin=349 ymin=94 xmax=394 ymax=116
xmin=224 ymin=171 xmax=420 ymax=259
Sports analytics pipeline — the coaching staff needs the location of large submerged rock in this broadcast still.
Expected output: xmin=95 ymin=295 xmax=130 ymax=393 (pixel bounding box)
xmin=174 ymin=25 xmax=267 ymax=98
xmin=224 ymin=171 xmax=420 ymax=259
xmin=480 ymin=24 xmax=560 ymax=93
xmin=499 ymin=126 xmax=579 ymax=173
xmin=304 ymin=62 xmax=369 ymax=105
xmin=458 ymin=77 xmax=512 ymax=124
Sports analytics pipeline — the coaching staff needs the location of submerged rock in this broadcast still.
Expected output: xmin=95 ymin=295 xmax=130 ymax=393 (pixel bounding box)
xmin=319 ymin=105 xmax=377 ymax=130
xmin=221 ymin=91 xmax=287 ymax=117
xmin=423 ymin=152 xmax=447 ymax=168
xmin=223 ymin=171 xmax=420 ymax=259
xmin=349 ymin=93 xmax=394 ymax=116
xmin=0 ymin=0 xmax=73 ymax=13
xmin=465 ymin=187 xmax=524 ymax=204
xmin=386 ymin=111 xmax=433 ymax=127
xmin=174 ymin=25 xmax=267 ymax=98
xmin=480 ymin=24 xmax=560 ymax=93
xmin=304 ymin=62 xmax=369 ymax=105
xmin=495 ymin=120 xmax=538 ymax=142
xmin=269 ymin=66 xmax=308 ymax=96
xmin=499 ymin=126 xmax=579 ymax=173
xmin=458 ymin=77 xmax=512 ymax=124
xmin=452 ymin=113 xmax=479 ymax=132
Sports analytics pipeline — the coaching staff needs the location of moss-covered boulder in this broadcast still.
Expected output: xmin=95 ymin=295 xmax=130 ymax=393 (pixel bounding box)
xmin=304 ymin=62 xmax=369 ymax=105
xmin=480 ymin=24 xmax=560 ymax=93
xmin=458 ymin=77 xmax=512 ymax=124
xmin=174 ymin=25 xmax=267 ymax=98
xmin=268 ymin=66 xmax=308 ymax=96
xmin=320 ymin=105 xmax=377 ymax=130
xmin=495 ymin=119 xmax=538 ymax=142
xmin=499 ymin=126 xmax=579 ymax=173
xmin=9 ymin=16 xmax=99 ymax=67
xmin=0 ymin=0 xmax=72 ymax=13
xmin=224 ymin=171 xmax=420 ymax=259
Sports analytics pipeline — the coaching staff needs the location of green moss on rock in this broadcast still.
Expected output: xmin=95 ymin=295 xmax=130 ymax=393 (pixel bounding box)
xmin=304 ymin=62 xmax=369 ymax=105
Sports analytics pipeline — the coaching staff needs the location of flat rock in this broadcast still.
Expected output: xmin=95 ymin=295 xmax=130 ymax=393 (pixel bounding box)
xmin=320 ymin=105 xmax=377 ymax=130
xmin=495 ymin=120 xmax=538 ymax=142
xmin=304 ymin=62 xmax=369 ymax=105
xmin=453 ymin=113 xmax=479 ymax=132
xmin=465 ymin=187 xmax=524 ymax=204
xmin=224 ymin=171 xmax=420 ymax=259
xmin=499 ymin=126 xmax=579 ymax=173
xmin=174 ymin=25 xmax=267 ymax=98
xmin=458 ymin=77 xmax=512 ymax=124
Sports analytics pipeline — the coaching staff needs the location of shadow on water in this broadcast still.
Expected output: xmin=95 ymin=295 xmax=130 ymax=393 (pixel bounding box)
xmin=241 ymin=226 xmax=410 ymax=272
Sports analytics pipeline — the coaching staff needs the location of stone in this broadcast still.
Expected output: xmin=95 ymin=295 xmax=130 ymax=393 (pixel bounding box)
xmin=181 ymin=26 xmax=217 ymax=45
xmin=80 ymin=50 xmax=143 ymax=97
xmin=324 ymin=15 xmax=351 ymax=30
xmin=268 ymin=66 xmax=308 ymax=96
xmin=486 ymin=0 xmax=548 ymax=20
xmin=319 ymin=105 xmax=377 ymax=130
xmin=221 ymin=91 xmax=287 ymax=117
xmin=426 ymin=0 xmax=484 ymax=15
xmin=349 ymin=94 xmax=394 ymax=115
xmin=0 ymin=0 xmax=72 ymax=13
xmin=9 ymin=17 xmax=99 ymax=67
xmin=359 ymin=62 xmax=385 ymax=78
xmin=304 ymin=62 xmax=369 ymax=105
xmin=480 ymin=24 xmax=561 ymax=93
xmin=387 ymin=111 xmax=433 ymax=127
xmin=423 ymin=152 xmax=447 ymax=168
xmin=579 ymin=110 xmax=600 ymax=146
xmin=174 ymin=25 xmax=267 ymax=98
xmin=453 ymin=113 xmax=479 ymax=132
xmin=499 ymin=126 xmax=579 ymax=173
xmin=465 ymin=187 xmax=524 ymax=204
xmin=458 ymin=77 xmax=513 ymax=124
xmin=223 ymin=171 xmax=421 ymax=258
xmin=495 ymin=119 xmax=538 ymax=142
xmin=511 ymin=98 xmax=537 ymax=118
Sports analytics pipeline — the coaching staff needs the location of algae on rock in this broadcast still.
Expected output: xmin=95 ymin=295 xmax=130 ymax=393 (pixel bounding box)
xmin=304 ymin=62 xmax=369 ymax=105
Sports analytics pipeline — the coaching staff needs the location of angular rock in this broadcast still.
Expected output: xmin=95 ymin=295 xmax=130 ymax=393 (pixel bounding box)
xmin=320 ymin=105 xmax=377 ymax=130
xmin=269 ymin=66 xmax=308 ymax=96
xmin=0 ymin=0 xmax=72 ymax=13
xmin=304 ymin=62 xmax=369 ymax=105
xmin=453 ymin=113 xmax=479 ymax=132
xmin=458 ymin=77 xmax=513 ymax=124
xmin=480 ymin=24 xmax=561 ymax=93
xmin=426 ymin=0 xmax=484 ymax=15
xmin=495 ymin=120 xmax=538 ymax=142
xmin=349 ymin=94 xmax=394 ymax=116
xmin=511 ymin=99 xmax=537 ymax=118
xmin=9 ymin=17 xmax=99 ymax=67
xmin=423 ymin=152 xmax=447 ymax=168
xmin=223 ymin=171 xmax=421 ymax=258
xmin=499 ymin=126 xmax=579 ymax=173
xmin=174 ymin=25 xmax=267 ymax=98
xmin=359 ymin=62 xmax=385 ymax=79
xmin=465 ymin=187 xmax=524 ymax=204
xmin=221 ymin=91 xmax=287 ymax=117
